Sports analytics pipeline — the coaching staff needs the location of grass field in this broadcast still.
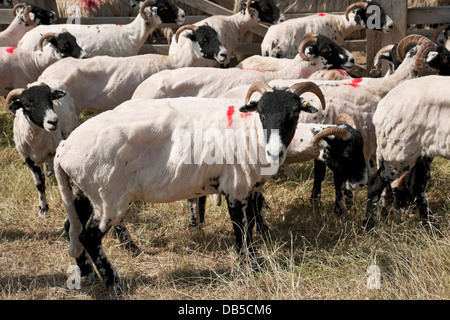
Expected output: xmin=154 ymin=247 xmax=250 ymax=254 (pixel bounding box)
xmin=0 ymin=97 xmax=448 ymax=300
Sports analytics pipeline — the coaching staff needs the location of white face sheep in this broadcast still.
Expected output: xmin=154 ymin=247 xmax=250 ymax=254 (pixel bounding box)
xmin=0 ymin=3 xmax=57 ymax=47
xmin=131 ymin=33 xmax=355 ymax=100
xmin=54 ymin=81 xmax=325 ymax=293
xmin=0 ymin=30 xmax=88 ymax=97
xmin=261 ymin=1 xmax=394 ymax=59
xmin=36 ymin=24 xmax=228 ymax=116
xmin=169 ymin=0 xmax=284 ymax=68
xmin=364 ymin=75 xmax=450 ymax=230
xmin=17 ymin=0 xmax=185 ymax=57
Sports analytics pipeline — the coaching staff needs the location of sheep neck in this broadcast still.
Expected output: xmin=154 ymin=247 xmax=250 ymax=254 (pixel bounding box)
xmin=0 ymin=16 xmax=34 ymax=47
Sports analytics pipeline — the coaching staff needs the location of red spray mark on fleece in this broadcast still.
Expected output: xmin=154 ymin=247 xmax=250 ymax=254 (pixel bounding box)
xmin=227 ymin=106 xmax=235 ymax=127
xmin=81 ymin=0 xmax=101 ymax=10
xmin=6 ymin=47 xmax=16 ymax=54
xmin=318 ymin=13 xmax=326 ymax=17
xmin=240 ymin=113 xmax=252 ymax=119
xmin=343 ymin=78 xmax=363 ymax=88
xmin=336 ymin=69 xmax=349 ymax=77
xmin=239 ymin=68 xmax=265 ymax=73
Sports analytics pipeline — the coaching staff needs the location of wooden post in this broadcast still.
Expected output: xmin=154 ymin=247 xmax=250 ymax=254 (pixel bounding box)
xmin=365 ymin=0 xmax=407 ymax=76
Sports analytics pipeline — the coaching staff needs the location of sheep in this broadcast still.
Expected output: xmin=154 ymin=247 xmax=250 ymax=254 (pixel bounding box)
xmin=55 ymin=0 xmax=136 ymax=18
xmin=36 ymin=23 xmax=228 ymax=117
xmin=373 ymin=34 xmax=450 ymax=77
xmin=261 ymin=1 xmax=394 ymax=59
xmin=433 ymin=24 xmax=450 ymax=51
xmin=0 ymin=3 xmax=57 ymax=47
xmin=54 ymin=81 xmax=326 ymax=293
xmin=187 ymin=112 xmax=367 ymax=230
xmin=17 ymin=0 xmax=186 ymax=57
xmin=217 ymin=35 xmax=444 ymax=214
xmin=168 ymin=0 xmax=284 ymax=68
xmin=0 ymin=30 xmax=88 ymax=97
xmin=131 ymin=33 xmax=355 ymax=99
xmin=364 ymin=75 xmax=450 ymax=230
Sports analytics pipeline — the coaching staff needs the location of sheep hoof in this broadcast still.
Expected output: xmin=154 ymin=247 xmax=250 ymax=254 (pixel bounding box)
xmin=334 ymin=202 xmax=347 ymax=216
xmin=38 ymin=206 xmax=48 ymax=218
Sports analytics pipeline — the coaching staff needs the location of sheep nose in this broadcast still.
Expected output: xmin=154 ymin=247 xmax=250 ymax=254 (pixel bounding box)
xmin=220 ymin=53 xmax=227 ymax=58
xmin=48 ymin=118 xmax=58 ymax=127
xmin=349 ymin=56 xmax=355 ymax=63
xmin=267 ymin=150 xmax=284 ymax=157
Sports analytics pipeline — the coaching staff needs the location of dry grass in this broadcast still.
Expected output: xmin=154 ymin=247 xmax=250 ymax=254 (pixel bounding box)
xmin=0 ymin=96 xmax=448 ymax=300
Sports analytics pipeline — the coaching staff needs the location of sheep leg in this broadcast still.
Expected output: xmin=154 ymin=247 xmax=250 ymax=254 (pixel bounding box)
xmin=409 ymin=157 xmax=434 ymax=223
xmin=333 ymin=174 xmax=347 ymax=216
xmin=24 ymin=157 xmax=48 ymax=217
xmin=113 ymin=220 xmax=141 ymax=256
xmin=310 ymin=159 xmax=327 ymax=203
xmin=254 ymin=191 xmax=270 ymax=237
xmin=187 ymin=196 xmax=206 ymax=227
xmin=79 ymin=217 xmax=121 ymax=294
xmin=364 ymin=160 xmax=398 ymax=230
xmin=226 ymin=195 xmax=260 ymax=269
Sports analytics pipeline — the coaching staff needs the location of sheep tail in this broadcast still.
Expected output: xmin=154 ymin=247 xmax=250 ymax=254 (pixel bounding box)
xmin=54 ymin=162 xmax=84 ymax=258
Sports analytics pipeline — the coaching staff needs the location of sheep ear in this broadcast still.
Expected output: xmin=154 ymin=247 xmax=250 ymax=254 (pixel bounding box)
xmin=239 ymin=101 xmax=258 ymax=113
xmin=52 ymin=89 xmax=66 ymax=100
xmin=299 ymin=98 xmax=318 ymax=114
xmin=8 ymin=100 xmax=23 ymax=115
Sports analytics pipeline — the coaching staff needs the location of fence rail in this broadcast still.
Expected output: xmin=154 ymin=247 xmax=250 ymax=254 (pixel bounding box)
xmin=1 ymin=3 xmax=449 ymax=76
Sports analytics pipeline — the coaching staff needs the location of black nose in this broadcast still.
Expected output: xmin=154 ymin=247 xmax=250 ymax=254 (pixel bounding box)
xmin=47 ymin=119 xmax=58 ymax=126
xmin=220 ymin=53 xmax=227 ymax=58
xmin=349 ymin=56 xmax=355 ymax=63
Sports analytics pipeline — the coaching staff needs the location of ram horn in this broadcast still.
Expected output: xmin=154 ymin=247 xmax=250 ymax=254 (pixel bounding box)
xmin=433 ymin=24 xmax=449 ymax=43
xmin=12 ymin=3 xmax=25 ymax=17
xmin=246 ymin=0 xmax=256 ymax=14
xmin=335 ymin=113 xmax=357 ymax=129
xmin=39 ymin=32 xmax=58 ymax=52
xmin=298 ymin=33 xmax=318 ymax=62
xmin=22 ymin=4 xmax=34 ymax=25
xmin=396 ymin=34 xmax=429 ymax=62
xmin=288 ymin=81 xmax=326 ymax=110
xmin=244 ymin=81 xmax=273 ymax=105
xmin=174 ymin=24 xmax=199 ymax=43
xmin=374 ymin=44 xmax=394 ymax=68
xmin=345 ymin=1 xmax=368 ymax=21
xmin=139 ymin=0 xmax=157 ymax=21
xmin=5 ymin=88 xmax=25 ymax=116
xmin=415 ymin=41 xmax=440 ymax=76
xmin=312 ymin=127 xmax=352 ymax=157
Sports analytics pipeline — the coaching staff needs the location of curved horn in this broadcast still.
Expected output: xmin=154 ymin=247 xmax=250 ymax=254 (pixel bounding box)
xmin=12 ymin=3 xmax=25 ymax=17
xmin=5 ymin=88 xmax=25 ymax=115
xmin=288 ymin=81 xmax=326 ymax=110
xmin=433 ymin=24 xmax=450 ymax=42
xmin=298 ymin=34 xmax=317 ymax=61
xmin=174 ymin=24 xmax=199 ymax=43
xmin=396 ymin=34 xmax=429 ymax=62
xmin=415 ymin=41 xmax=440 ymax=76
xmin=335 ymin=113 xmax=356 ymax=128
xmin=312 ymin=127 xmax=352 ymax=156
xmin=22 ymin=5 xmax=34 ymax=25
xmin=374 ymin=44 xmax=394 ymax=68
xmin=244 ymin=81 xmax=273 ymax=105
xmin=345 ymin=2 xmax=368 ymax=21
xmin=39 ymin=32 xmax=58 ymax=51
xmin=139 ymin=0 xmax=157 ymax=21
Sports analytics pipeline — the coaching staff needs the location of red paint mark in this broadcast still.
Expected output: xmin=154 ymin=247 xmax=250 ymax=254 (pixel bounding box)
xmin=239 ymin=68 xmax=265 ymax=73
xmin=117 ymin=24 xmax=123 ymax=27
xmin=240 ymin=113 xmax=252 ymax=119
xmin=195 ymin=193 xmax=202 ymax=195
xmin=227 ymin=106 xmax=235 ymax=128
xmin=343 ymin=78 xmax=363 ymax=88
xmin=81 ymin=0 xmax=100 ymax=10
xmin=201 ymin=185 xmax=205 ymax=191
xmin=6 ymin=47 xmax=16 ymax=54
xmin=336 ymin=69 xmax=349 ymax=77
xmin=318 ymin=13 xmax=326 ymax=17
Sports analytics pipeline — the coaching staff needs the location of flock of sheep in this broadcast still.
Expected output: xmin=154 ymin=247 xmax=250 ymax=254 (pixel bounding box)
xmin=0 ymin=0 xmax=449 ymax=294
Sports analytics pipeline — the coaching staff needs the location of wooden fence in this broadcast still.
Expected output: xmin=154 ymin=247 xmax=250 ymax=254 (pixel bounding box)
xmin=1 ymin=0 xmax=449 ymax=76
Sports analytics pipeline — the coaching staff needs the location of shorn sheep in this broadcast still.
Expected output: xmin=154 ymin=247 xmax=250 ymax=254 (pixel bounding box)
xmin=54 ymin=81 xmax=326 ymax=293
xmin=364 ymin=75 xmax=450 ymax=230
xmin=132 ymin=33 xmax=354 ymax=99
xmin=169 ymin=0 xmax=284 ymax=68
xmin=0 ymin=3 xmax=57 ymax=47
xmin=261 ymin=1 xmax=394 ymax=59
xmin=0 ymin=30 xmax=87 ymax=97
xmin=218 ymin=35 xmax=444 ymax=215
xmin=17 ymin=0 xmax=185 ymax=57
